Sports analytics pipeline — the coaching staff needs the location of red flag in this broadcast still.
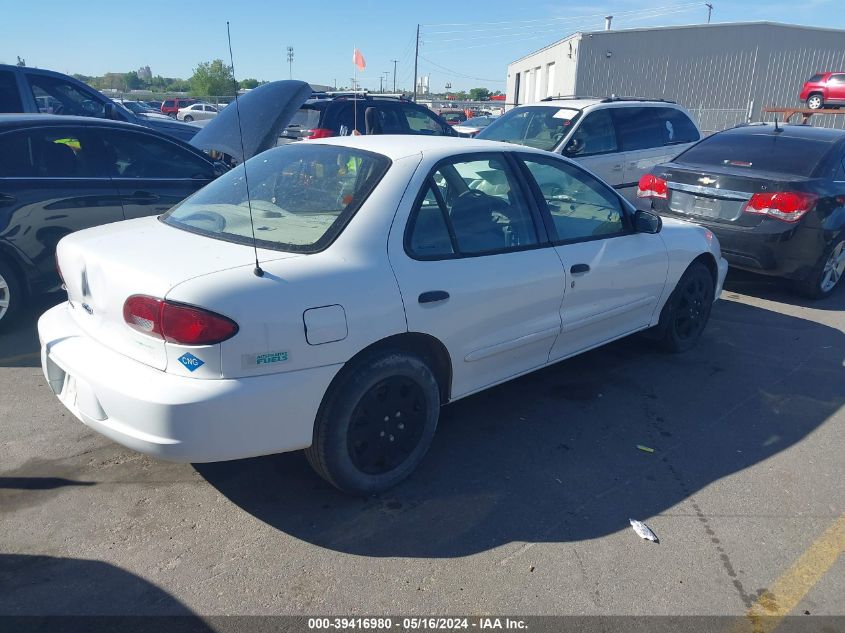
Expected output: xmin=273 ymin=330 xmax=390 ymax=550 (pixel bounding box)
xmin=353 ymin=48 xmax=366 ymax=71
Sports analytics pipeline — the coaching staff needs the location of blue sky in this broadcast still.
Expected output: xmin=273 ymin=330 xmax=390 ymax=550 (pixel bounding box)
xmin=2 ymin=0 xmax=842 ymax=91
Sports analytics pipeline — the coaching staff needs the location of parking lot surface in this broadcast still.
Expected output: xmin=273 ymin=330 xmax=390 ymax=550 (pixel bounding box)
xmin=1 ymin=271 xmax=843 ymax=618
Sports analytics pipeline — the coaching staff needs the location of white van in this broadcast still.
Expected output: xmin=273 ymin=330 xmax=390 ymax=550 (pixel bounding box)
xmin=477 ymin=97 xmax=701 ymax=202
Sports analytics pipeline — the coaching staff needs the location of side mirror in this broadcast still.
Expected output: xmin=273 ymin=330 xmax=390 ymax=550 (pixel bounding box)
xmin=563 ymin=138 xmax=583 ymax=156
xmin=212 ymin=161 xmax=229 ymax=177
xmin=634 ymin=209 xmax=662 ymax=234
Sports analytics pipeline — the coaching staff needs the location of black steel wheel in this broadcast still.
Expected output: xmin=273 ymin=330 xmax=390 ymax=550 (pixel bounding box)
xmin=659 ymin=261 xmax=715 ymax=353
xmin=306 ymin=351 xmax=441 ymax=494
xmin=346 ymin=376 xmax=428 ymax=475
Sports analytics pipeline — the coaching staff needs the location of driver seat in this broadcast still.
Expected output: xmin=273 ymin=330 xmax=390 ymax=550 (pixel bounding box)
xmin=449 ymin=191 xmax=505 ymax=253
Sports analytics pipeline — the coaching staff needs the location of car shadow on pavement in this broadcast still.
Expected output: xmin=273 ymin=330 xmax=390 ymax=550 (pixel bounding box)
xmin=0 ymin=293 xmax=64 ymax=368
xmin=722 ymin=269 xmax=845 ymax=311
xmin=195 ymin=297 xmax=845 ymax=558
xmin=0 ymin=554 xmax=210 ymax=621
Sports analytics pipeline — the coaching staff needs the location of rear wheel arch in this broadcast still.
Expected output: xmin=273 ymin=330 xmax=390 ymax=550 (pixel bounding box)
xmin=325 ymin=332 xmax=452 ymax=409
xmin=0 ymin=247 xmax=30 ymax=298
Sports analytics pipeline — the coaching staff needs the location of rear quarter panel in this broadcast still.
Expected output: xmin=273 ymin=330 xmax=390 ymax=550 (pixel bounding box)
xmin=164 ymin=152 xmax=424 ymax=380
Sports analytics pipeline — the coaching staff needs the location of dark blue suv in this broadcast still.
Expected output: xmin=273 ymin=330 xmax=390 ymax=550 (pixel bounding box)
xmin=0 ymin=65 xmax=199 ymax=142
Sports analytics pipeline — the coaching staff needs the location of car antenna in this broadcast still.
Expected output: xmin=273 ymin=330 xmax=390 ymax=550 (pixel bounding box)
xmin=227 ymin=21 xmax=264 ymax=278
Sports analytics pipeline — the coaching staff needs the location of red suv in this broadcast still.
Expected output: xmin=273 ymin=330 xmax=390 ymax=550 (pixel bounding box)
xmin=161 ymin=98 xmax=197 ymax=117
xmin=799 ymin=72 xmax=845 ymax=110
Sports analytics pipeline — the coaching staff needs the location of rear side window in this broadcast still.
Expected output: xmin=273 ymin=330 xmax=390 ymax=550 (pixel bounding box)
xmin=808 ymin=74 xmax=824 ymax=83
xmin=612 ymin=107 xmax=663 ymax=151
xmin=828 ymin=74 xmax=845 ymax=85
xmin=0 ymin=128 xmax=94 ymax=177
xmin=0 ymin=71 xmax=23 ymax=113
xmin=676 ymin=132 xmax=834 ymax=177
xmin=97 ymin=129 xmax=214 ymax=179
xmin=163 ymin=100 xmax=175 ymax=107
xmin=658 ymin=108 xmax=700 ymax=145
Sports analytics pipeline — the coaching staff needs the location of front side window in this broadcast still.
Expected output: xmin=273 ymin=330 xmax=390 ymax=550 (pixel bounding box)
xmin=565 ymin=109 xmax=617 ymax=156
xmin=402 ymin=105 xmax=449 ymax=136
xmin=521 ymin=156 xmax=626 ymax=242
xmin=27 ymin=73 xmax=105 ymax=118
xmin=0 ymin=127 xmax=94 ymax=178
xmin=163 ymin=144 xmax=390 ymax=252
xmin=97 ymin=130 xmax=214 ymax=179
xmin=478 ymin=105 xmax=578 ymax=151
xmin=0 ymin=71 xmax=23 ymax=113
xmin=407 ymin=154 xmax=538 ymax=258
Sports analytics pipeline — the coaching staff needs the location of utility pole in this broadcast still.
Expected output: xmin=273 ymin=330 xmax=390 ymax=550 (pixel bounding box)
xmin=413 ymin=24 xmax=420 ymax=102
xmin=379 ymin=74 xmax=384 ymax=93
xmin=382 ymin=72 xmax=390 ymax=93
xmin=705 ymin=3 xmax=713 ymax=23
xmin=286 ymin=46 xmax=294 ymax=79
xmin=391 ymin=59 xmax=398 ymax=92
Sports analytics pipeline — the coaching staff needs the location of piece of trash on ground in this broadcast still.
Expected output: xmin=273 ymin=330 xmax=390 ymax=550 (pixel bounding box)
xmin=636 ymin=444 xmax=655 ymax=453
xmin=629 ymin=518 xmax=659 ymax=543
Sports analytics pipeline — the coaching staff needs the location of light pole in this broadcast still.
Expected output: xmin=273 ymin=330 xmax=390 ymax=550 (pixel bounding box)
xmin=286 ymin=46 xmax=294 ymax=79
xmin=705 ymin=3 xmax=713 ymax=23
xmin=391 ymin=59 xmax=398 ymax=92
xmin=382 ymin=72 xmax=390 ymax=93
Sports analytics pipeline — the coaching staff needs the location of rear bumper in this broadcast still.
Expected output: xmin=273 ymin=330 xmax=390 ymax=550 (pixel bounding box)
xmin=659 ymin=212 xmax=825 ymax=280
xmin=38 ymin=303 xmax=341 ymax=463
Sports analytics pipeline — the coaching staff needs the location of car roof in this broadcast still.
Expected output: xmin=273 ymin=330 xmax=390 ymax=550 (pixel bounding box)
xmin=532 ymin=98 xmax=601 ymax=110
xmin=309 ymin=134 xmax=547 ymax=160
xmin=721 ymin=123 xmax=845 ymax=142
xmin=0 ymin=113 xmax=153 ymax=130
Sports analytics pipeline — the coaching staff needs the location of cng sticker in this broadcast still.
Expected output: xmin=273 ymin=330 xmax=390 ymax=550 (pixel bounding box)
xmin=178 ymin=353 xmax=205 ymax=372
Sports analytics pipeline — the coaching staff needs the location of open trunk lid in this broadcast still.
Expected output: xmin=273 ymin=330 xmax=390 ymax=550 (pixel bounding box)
xmin=57 ymin=216 xmax=300 ymax=371
xmin=190 ymin=80 xmax=313 ymax=162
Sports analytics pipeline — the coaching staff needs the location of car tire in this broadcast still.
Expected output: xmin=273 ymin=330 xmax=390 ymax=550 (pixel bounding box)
xmin=796 ymin=237 xmax=845 ymax=299
xmin=806 ymin=94 xmax=824 ymax=110
xmin=183 ymin=115 xmax=193 ymax=122
xmin=0 ymin=258 xmax=23 ymax=331
xmin=305 ymin=350 xmax=441 ymax=494
xmin=657 ymin=261 xmax=715 ymax=353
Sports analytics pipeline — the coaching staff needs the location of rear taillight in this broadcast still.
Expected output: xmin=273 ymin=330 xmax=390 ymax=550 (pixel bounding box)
xmin=305 ymin=128 xmax=334 ymax=139
xmin=742 ymin=191 xmax=818 ymax=223
xmin=123 ymin=295 xmax=238 ymax=345
xmin=637 ymin=174 xmax=668 ymax=199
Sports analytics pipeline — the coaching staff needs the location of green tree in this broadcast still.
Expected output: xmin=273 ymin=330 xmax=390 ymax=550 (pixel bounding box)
xmin=469 ymin=87 xmax=490 ymax=101
xmin=239 ymin=78 xmax=260 ymax=90
xmin=190 ymin=59 xmax=235 ymax=97
xmin=123 ymin=71 xmax=142 ymax=90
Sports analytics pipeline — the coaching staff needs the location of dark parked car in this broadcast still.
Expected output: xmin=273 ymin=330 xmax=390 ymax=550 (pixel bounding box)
xmin=799 ymin=72 xmax=845 ymax=110
xmin=0 ymin=64 xmax=199 ymax=142
xmin=0 ymin=80 xmax=313 ymax=328
xmin=637 ymin=124 xmax=845 ymax=298
xmin=282 ymin=94 xmax=458 ymax=140
xmin=0 ymin=115 xmax=222 ymax=326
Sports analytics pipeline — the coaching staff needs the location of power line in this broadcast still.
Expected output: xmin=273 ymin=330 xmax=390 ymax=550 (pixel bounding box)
xmin=420 ymin=2 xmax=701 ymax=31
xmin=418 ymin=55 xmax=505 ymax=83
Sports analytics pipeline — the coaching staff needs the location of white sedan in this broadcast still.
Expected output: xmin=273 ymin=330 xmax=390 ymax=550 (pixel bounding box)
xmin=177 ymin=102 xmax=218 ymax=122
xmin=39 ymin=132 xmax=727 ymax=493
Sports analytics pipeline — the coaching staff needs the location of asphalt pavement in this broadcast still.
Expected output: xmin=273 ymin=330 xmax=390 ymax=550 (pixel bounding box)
xmin=1 ymin=271 xmax=843 ymax=621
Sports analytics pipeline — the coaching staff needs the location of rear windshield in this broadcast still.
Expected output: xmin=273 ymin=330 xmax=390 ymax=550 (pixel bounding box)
xmin=162 ymin=144 xmax=390 ymax=253
xmin=675 ymin=132 xmax=833 ymax=177
xmin=477 ymin=105 xmax=580 ymax=151
xmin=287 ymin=106 xmax=322 ymax=130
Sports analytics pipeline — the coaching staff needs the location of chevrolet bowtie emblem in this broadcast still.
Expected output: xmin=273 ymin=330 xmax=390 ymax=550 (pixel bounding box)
xmin=698 ymin=176 xmax=717 ymax=185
